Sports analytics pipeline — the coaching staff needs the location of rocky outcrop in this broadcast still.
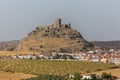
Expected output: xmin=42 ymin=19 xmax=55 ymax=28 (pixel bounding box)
xmin=18 ymin=19 xmax=95 ymax=53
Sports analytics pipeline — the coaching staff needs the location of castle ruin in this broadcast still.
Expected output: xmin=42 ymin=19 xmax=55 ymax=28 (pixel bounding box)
xmin=28 ymin=18 xmax=72 ymax=37
xmin=54 ymin=18 xmax=71 ymax=28
xmin=55 ymin=18 xmax=61 ymax=27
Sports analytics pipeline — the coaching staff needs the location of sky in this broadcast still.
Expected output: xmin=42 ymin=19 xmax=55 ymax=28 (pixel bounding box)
xmin=0 ymin=0 xmax=120 ymax=41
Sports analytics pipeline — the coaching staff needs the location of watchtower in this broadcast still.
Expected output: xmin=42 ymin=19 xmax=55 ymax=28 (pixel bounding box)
xmin=55 ymin=18 xmax=61 ymax=27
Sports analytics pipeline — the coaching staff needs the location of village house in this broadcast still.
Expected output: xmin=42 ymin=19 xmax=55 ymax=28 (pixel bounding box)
xmin=82 ymin=74 xmax=99 ymax=80
xmin=82 ymin=75 xmax=92 ymax=80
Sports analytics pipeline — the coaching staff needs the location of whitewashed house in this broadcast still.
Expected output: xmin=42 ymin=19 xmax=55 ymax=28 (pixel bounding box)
xmin=82 ymin=75 xmax=92 ymax=80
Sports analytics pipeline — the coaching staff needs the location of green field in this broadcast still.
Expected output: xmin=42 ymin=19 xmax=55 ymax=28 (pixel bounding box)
xmin=0 ymin=59 xmax=118 ymax=76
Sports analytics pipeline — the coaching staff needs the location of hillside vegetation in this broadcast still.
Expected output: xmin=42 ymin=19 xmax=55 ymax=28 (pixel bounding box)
xmin=19 ymin=37 xmax=93 ymax=53
xmin=0 ymin=60 xmax=118 ymax=76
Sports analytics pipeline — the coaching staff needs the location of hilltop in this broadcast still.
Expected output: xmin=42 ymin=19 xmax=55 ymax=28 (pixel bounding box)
xmin=0 ymin=40 xmax=19 ymax=51
xmin=17 ymin=19 xmax=95 ymax=53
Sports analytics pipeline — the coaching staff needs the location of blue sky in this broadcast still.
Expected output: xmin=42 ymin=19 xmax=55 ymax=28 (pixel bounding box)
xmin=0 ymin=0 xmax=120 ymax=41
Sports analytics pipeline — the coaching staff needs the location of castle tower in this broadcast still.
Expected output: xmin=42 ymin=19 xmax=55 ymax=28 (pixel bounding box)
xmin=55 ymin=18 xmax=61 ymax=27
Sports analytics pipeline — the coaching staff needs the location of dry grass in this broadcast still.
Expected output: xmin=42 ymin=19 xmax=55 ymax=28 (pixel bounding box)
xmin=0 ymin=71 xmax=35 ymax=80
xmin=87 ymin=68 xmax=120 ymax=78
xmin=20 ymin=37 xmax=84 ymax=53
xmin=0 ymin=51 xmax=35 ymax=56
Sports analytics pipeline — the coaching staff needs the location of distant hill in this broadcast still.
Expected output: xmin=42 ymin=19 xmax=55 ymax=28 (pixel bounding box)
xmin=0 ymin=40 xmax=19 ymax=51
xmin=17 ymin=19 xmax=95 ymax=53
xmin=91 ymin=41 xmax=120 ymax=50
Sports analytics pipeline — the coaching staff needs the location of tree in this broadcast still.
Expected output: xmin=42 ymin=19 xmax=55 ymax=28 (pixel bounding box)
xmin=101 ymin=72 xmax=111 ymax=80
xmin=74 ymin=72 xmax=81 ymax=80
xmin=101 ymin=72 xmax=117 ymax=80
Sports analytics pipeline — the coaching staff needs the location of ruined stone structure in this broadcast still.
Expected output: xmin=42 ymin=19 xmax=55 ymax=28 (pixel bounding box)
xmin=54 ymin=18 xmax=71 ymax=28
xmin=55 ymin=18 xmax=61 ymax=27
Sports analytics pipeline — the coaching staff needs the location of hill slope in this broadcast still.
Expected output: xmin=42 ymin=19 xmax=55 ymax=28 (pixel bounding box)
xmin=0 ymin=40 xmax=19 ymax=51
xmin=17 ymin=19 xmax=95 ymax=53
xmin=91 ymin=41 xmax=120 ymax=50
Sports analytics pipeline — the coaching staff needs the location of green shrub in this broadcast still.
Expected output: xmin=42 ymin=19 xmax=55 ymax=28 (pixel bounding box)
xmin=101 ymin=72 xmax=117 ymax=80
xmin=74 ymin=72 xmax=81 ymax=80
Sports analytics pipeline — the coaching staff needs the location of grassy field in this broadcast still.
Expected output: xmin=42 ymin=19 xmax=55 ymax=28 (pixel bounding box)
xmin=0 ymin=59 xmax=118 ymax=76
xmin=0 ymin=71 xmax=35 ymax=80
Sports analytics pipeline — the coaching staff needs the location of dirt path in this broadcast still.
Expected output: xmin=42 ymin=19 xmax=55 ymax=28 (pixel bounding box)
xmin=0 ymin=71 xmax=35 ymax=80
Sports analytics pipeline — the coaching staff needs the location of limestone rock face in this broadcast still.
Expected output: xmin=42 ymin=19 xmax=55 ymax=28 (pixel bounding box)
xmin=18 ymin=19 xmax=94 ymax=53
